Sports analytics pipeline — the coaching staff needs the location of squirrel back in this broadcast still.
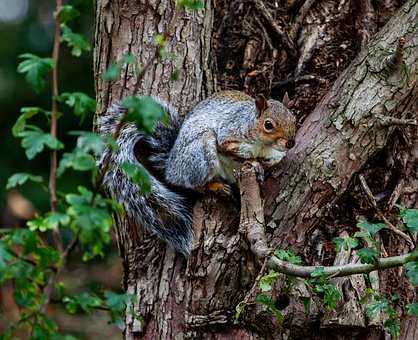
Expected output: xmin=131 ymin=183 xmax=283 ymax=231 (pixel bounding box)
xmin=96 ymin=99 xmax=194 ymax=256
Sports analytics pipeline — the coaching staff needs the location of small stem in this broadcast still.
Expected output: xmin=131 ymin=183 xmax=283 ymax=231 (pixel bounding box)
xmin=49 ymin=0 xmax=63 ymax=253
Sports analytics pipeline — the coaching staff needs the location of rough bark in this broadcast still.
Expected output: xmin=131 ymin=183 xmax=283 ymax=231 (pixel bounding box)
xmin=94 ymin=0 xmax=418 ymax=339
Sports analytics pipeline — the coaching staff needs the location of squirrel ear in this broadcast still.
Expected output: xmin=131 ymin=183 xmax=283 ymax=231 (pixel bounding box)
xmin=255 ymin=94 xmax=268 ymax=117
xmin=282 ymin=92 xmax=291 ymax=108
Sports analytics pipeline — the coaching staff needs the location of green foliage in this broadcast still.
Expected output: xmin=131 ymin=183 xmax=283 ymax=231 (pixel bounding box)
xmin=357 ymin=247 xmax=379 ymax=264
xmin=6 ymin=173 xmax=43 ymax=190
xmin=259 ymin=270 xmax=280 ymax=292
xmin=307 ymin=268 xmax=342 ymax=310
xmin=274 ymin=248 xmax=302 ymax=264
xmin=17 ymin=126 xmax=64 ymax=160
xmin=12 ymin=107 xmax=48 ymax=137
xmin=103 ymin=53 xmax=137 ymax=81
xmin=255 ymin=294 xmax=284 ymax=323
xmin=406 ymin=302 xmax=418 ymax=317
xmin=357 ymin=220 xmax=386 ymax=237
xmin=61 ymin=24 xmax=91 ymax=57
xmin=121 ymin=162 xmax=152 ymax=194
xmin=405 ymin=261 xmax=418 ymax=286
xmin=333 ymin=236 xmax=358 ymax=252
xmin=365 ymin=295 xmax=400 ymax=337
xmin=58 ymin=92 xmax=96 ymax=121
xmin=56 ymin=5 xmax=80 ymax=24
xmin=397 ymin=204 xmax=418 ymax=232
xmin=17 ymin=54 xmax=54 ymax=93
xmin=176 ymin=0 xmax=204 ymax=10
xmin=122 ymin=95 xmax=168 ymax=134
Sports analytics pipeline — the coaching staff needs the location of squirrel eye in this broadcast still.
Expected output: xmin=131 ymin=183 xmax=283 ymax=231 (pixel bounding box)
xmin=264 ymin=119 xmax=275 ymax=131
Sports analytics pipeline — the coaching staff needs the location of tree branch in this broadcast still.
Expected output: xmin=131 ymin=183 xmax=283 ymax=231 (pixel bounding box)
xmin=267 ymin=251 xmax=418 ymax=278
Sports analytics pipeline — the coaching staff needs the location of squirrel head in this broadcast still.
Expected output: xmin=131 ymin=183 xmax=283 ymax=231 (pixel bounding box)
xmin=255 ymin=93 xmax=296 ymax=151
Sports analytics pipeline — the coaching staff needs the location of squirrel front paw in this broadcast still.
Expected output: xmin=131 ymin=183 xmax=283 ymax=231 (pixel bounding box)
xmin=206 ymin=182 xmax=233 ymax=197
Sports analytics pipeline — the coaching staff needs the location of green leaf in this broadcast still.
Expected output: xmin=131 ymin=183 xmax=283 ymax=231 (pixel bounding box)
xmin=333 ymin=236 xmax=358 ymax=252
xmin=65 ymin=187 xmax=112 ymax=260
xmin=311 ymin=267 xmax=325 ymax=278
xmin=405 ymin=261 xmax=418 ymax=286
xmin=0 ymin=241 xmax=13 ymax=271
xmin=274 ymin=248 xmax=302 ymax=264
xmin=357 ymin=247 xmax=379 ymax=264
xmin=103 ymin=63 xmax=121 ymax=81
xmin=366 ymin=298 xmax=388 ymax=318
xmin=58 ymin=92 xmax=96 ymax=121
xmin=71 ymin=132 xmax=105 ymax=156
xmin=384 ymin=317 xmax=400 ymax=338
xmin=121 ymin=96 xmax=168 ymax=134
xmin=27 ymin=212 xmax=70 ymax=232
xmin=234 ymin=301 xmax=246 ymax=321
xmin=323 ymin=285 xmax=341 ymax=310
xmin=57 ymin=5 xmax=80 ymax=24
xmin=259 ymin=270 xmax=280 ymax=292
xmin=176 ymin=0 xmax=204 ymax=10
xmin=6 ymin=172 xmax=43 ymax=189
xmin=357 ymin=220 xmax=386 ymax=236
xmin=61 ymin=24 xmax=91 ymax=57
xmin=12 ymin=107 xmax=46 ymax=137
xmin=398 ymin=206 xmax=418 ymax=233
xmin=63 ymin=292 xmax=103 ymax=314
xmin=58 ymin=150 xmax=96 ymax=176
xmin=407 ymin=302 xmax=418 ymax=317
xmin=18 ymin=126 xmax=64 ymax=159
xmin=121 ymin=162 xmax=151 ymax=194
xmin=255 ymin=294 xmax=284 ymax=323
xmin=17 ymin=54 xmax=54 ymax=92
xmin=104 ymin=291 xmax=135 ymax=328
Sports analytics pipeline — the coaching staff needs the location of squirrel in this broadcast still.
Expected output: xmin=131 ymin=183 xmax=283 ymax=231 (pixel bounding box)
xmin=97 ymin=90 xmax=296 ymax=256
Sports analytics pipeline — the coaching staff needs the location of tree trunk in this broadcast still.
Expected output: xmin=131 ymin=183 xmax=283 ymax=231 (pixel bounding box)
xmin=94 ymin=0 xmax=418 ymax=339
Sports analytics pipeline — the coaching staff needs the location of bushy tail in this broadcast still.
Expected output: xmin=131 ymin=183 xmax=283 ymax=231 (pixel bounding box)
xmin=96 ymin=99 xmax=193 ymax=256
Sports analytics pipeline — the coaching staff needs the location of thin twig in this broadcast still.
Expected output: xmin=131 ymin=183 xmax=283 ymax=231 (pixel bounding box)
xmin=359 ymin=175 xmax=414 ymax=247
xmin=376 ymin=113 xmax=418 ymax=127
xmin=252 ymin=0 xmax=296 ymax=57
xmin=267 ymin=251 xmax=418 ymax=278
xmin=49 ymin=0 xmax=64 ymax=254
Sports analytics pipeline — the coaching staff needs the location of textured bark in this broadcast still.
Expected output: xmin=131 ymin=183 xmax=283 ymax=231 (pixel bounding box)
xmin=94 ymin=0 xmax=418 ymax=339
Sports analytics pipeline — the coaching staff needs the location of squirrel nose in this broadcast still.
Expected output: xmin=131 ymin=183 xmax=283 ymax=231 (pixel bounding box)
xmin=286 ymin=139 xmax=295 ymax=149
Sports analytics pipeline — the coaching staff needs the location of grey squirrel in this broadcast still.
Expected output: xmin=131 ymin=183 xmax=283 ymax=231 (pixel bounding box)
xmin=97 ymin=91 xmax=296 ymax=256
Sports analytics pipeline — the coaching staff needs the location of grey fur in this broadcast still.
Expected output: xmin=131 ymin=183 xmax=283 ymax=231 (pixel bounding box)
xmin=96 ymin=99 xmax=193 ymax=256
xmin=165 ymin=93 xmax=295 ymax=189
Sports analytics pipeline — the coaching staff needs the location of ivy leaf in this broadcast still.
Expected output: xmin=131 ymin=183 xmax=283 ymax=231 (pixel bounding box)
xmin=0 ymin=241 xmax=13 ymax=271
xmin=323 ymin=285 xmax=341 ymax=310
xmin=17 ymin=54 xmax=54 ymax=93
xmin=274 ymin=248 xmax=302 ymax=264
xmin=384 ymin=317 xmax=400 ymax=338
xmin=407 ymin=302 xmax=418 ymax=317
xmin=18 ymin=126 xmax=64 ymax=159
xmin=366 ymin=298 xmax=389 ymax=318
xmin=176 ymin=0 xmax=204 ymax=10
xmin=311 ymin=267 xmax=325 ymax=278
xmin=122 ymin=96 xmax=168 ymax=134
xmin=333 ymin=236 xmax=358 ymax=252
xmin=259 ymin=270 xmax=280 ymax=292
xmin=397 ymin=205 xmax=418 ymax=233
xmin=6 ymin=172 xmax=43 ymax=189
xmin=121 ymin=162 xmax=151 ymax=194
xmin=405 ymin=261 xmax=418 ymax=286
xmin=61 ymin=24 xmax=91 ymax=57
xmin=58 ymin=92 xmax=96 ymax=121
xmin=255 ymin=294 xmax=284 ymax=323
xmin=357 ymin=247 xmax=379 ymax=264
xmin=12 ymin=107 xmax=46 ymax=137
xmin=357 ymin=220 xmax=386 ymax=236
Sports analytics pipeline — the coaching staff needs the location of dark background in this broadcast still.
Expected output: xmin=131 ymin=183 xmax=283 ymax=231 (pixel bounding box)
xmin=0 ymin=0 xmax=122 ymax=338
